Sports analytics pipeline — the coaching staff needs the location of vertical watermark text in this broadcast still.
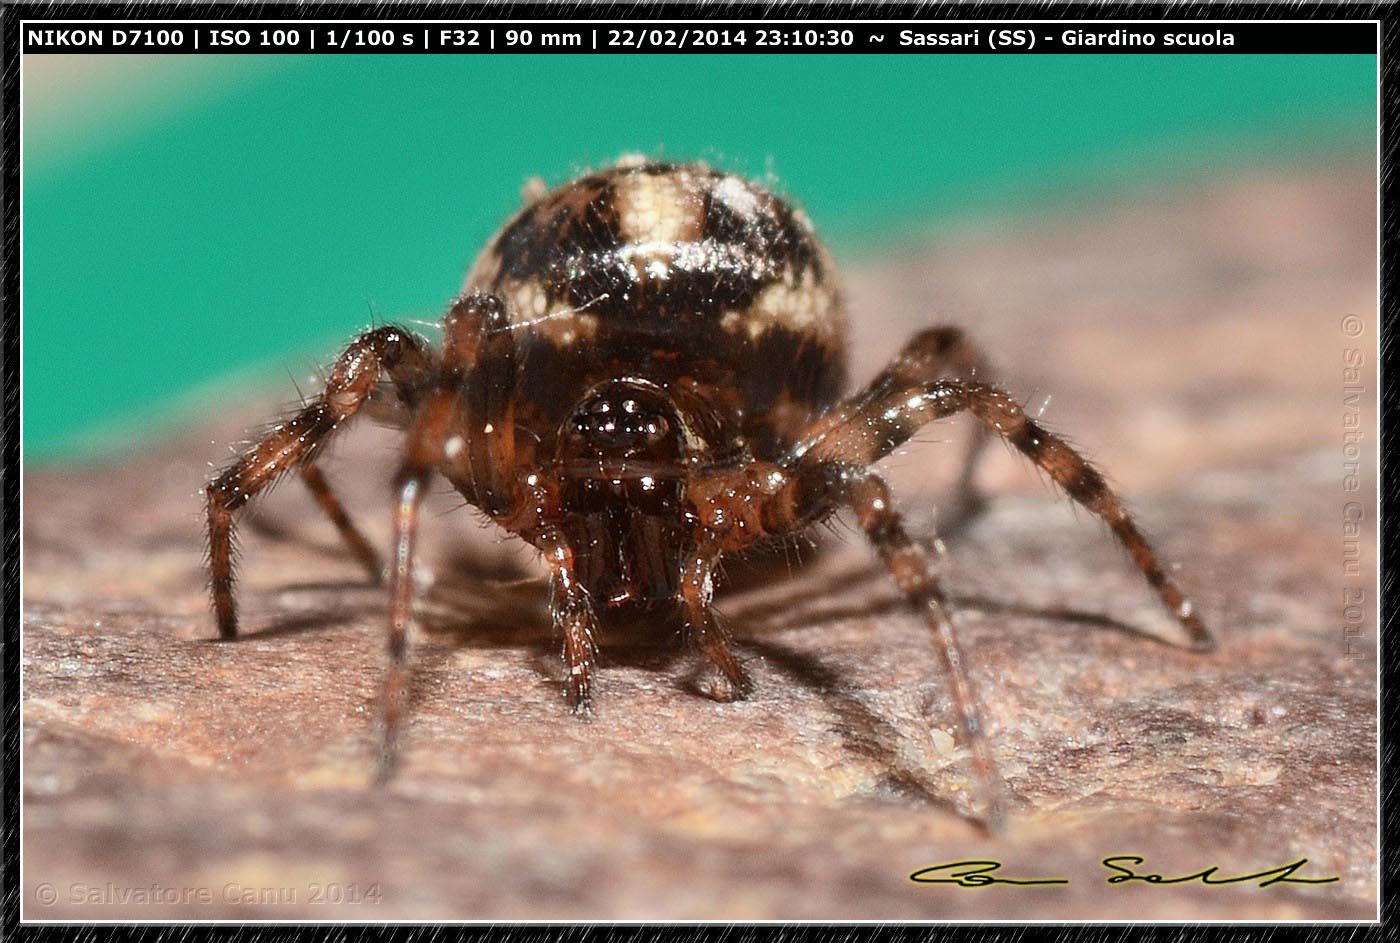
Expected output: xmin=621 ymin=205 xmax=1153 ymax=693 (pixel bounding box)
xmin=1339 ymin=314 xmax=1368 ymax=659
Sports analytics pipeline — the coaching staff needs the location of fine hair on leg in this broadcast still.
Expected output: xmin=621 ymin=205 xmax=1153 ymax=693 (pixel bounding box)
xmin=206 ymin=326 xmax=434 ymax=639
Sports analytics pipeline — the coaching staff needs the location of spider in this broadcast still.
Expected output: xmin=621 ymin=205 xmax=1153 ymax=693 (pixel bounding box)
xmin=206 ymin=157 xmax=1214 ymax=827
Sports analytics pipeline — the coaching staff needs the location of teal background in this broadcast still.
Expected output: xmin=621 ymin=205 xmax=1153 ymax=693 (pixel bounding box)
xmin=22 ymin=54 xmax=1376 ymax=461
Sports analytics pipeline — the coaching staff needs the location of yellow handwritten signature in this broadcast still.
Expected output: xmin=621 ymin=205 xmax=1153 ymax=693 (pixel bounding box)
xmin=909 ymin=856 xmax=1340 ymax=889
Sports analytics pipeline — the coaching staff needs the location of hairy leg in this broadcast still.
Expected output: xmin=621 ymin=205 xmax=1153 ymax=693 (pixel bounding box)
xmin=847 ymin=471 xmax=1009 ymax=829
xmin=680 ymin=548 xmax=752 ymax=701
xmin=804 ymin=327 xmax=992 ymax=530
xmin=299 ymin=464 xmax=382 ymax=582
xmin=378 ymin=387 xmax=459 ymax=781
xmin=861 ymin=327 xmax=993 ymax=525
xmin=379 ymin=292 xmax=547 ymax=776
xmin=443 ymin=294 xmax=602 ymax=711
xmin=692 ymin=461 xmax=1007 ymax=828
xmin=441 ymin=291 xmax=521 ymax=516
xmin=537 ymin=529 xmax=601 ymax=714
xmin=688 ymin=370 xmax=1213 ymax=828
xmin=206 ymin=325 xmax=434 ymax=639
xmin=781 ymin=378 xmax=1213 ymax=649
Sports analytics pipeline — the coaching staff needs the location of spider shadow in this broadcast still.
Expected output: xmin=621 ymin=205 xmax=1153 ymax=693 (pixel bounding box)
xmin=212 ymin=609 xmax=360 ymax=641
xmin=229 ymin=494 xmax=1171 ymax=825
xmin=729 ymin=574 xmax=1175 ymax=807
xmin=414 ymin=591 xmax=699 ymax=701
xmin=722 ymin=491 xmax=1184 ymax=650
xmin=399 ymin=543 xmax=972 ymax=821
xmin=243 ymin=506 xmax=351 ymax=564
xmin=204 ymin=577 xmax=384 ymax=643
xmin=712 ymin=492 xmax=985 ymax=599
xmin=712 ymin=528 xmax=1198 ymax=821
xmin=741 ymin=636 xmax=973 ymax=818
xmin=228 ymin=474 xmax=985 ymax=656
xmin=735 ymin=572 xmax=1182 ymax=649
xmin=406 ymin=544 xmax=705 ymax=707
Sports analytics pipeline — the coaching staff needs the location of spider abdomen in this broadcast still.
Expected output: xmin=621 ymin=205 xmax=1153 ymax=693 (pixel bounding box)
xmin=464 ymin=158 xmax=849 ymax=460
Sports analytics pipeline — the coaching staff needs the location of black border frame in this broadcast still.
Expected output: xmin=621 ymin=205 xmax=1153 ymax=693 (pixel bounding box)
xmin=1 ymin=2 xmax=1391 ymax=938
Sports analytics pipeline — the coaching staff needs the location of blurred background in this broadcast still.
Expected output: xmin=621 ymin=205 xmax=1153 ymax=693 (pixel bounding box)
xmin=22 ymin=53 xmax=1375 ymax=462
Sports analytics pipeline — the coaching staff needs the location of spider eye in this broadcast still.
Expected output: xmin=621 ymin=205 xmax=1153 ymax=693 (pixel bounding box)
xmin=564 ymin=382 xmax=684 ymax=459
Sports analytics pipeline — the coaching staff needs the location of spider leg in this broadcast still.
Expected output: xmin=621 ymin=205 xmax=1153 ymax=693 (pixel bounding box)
xmin=537 ymin=529 xmax=600 ymax=715
xmin=299 ymin=464 xmax=381 ymax=582
xmin=441 ymin=292 xmax=521 ymax=516
xmin=846 ymin=471 xmax=1009 ymax=829
xmin=789 ymin=377 xmax=1213 ymax=650
xmin=692 ymin=460 xmax=1006 ymax=828
xmin=206 ymin=325 xmax=434 ymax=639
xmin=689 ymin=371 xmax=1211 ymax=829
xmin=443 ymin=293 xmax=603 ymax=712
xmin=379 ymin=291 xmax=570 ymax=776
xmin=857 ymin=327 xmax=994 ymax=530
xmin=680 ymin=547 xmax=752 ymax=701
xmin=379 ymin=386 xmax=459 ymax=782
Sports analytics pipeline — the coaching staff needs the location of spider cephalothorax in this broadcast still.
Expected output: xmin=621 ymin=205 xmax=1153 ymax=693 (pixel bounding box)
xmin=206 ymin=157 xmax=1214 ymax=827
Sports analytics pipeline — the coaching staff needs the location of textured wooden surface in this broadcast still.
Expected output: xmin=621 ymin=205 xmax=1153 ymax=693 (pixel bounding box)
xmin=23 ymin=166 xmax=1377 ymax=919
